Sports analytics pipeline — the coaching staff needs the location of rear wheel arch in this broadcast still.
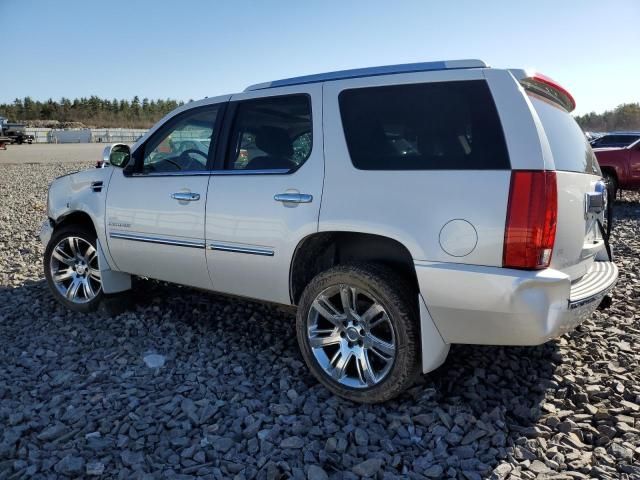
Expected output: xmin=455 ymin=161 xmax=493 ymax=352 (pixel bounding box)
xmin=289 ymin=231 xmax=419 ymax=306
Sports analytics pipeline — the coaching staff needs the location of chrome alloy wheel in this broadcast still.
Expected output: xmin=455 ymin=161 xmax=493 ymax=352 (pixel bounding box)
xmin=49 ymin=236 xmax=102 ymax=303
xmin=307 ymin=284 xmax=396 ymax=388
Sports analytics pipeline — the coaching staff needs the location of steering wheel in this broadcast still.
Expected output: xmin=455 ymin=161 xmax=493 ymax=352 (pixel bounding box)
xmin=180 ymin=149 xmax=208 ymax=161
xmin=178 ymin=149 xmax=208 ymax=170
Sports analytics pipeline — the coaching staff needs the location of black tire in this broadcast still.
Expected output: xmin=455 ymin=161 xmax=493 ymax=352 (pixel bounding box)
xmin=603 ymin=171 xmax=617 ymax=201
xmin=296 ymin=263 xmax=420 ymax=403
xmin=44 ymin=224 xmax=103 ymax=313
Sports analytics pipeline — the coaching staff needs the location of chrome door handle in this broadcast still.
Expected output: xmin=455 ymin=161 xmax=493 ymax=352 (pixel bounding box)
xmin=171 ymin=192 xmax=200 ymax=201
xmin=274 ymin=193 xmax=313 ymax=203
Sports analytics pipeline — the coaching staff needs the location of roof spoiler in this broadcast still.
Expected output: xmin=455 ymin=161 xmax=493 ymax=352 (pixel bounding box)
xmin=510 ymin=69 xmax=576 ymax=112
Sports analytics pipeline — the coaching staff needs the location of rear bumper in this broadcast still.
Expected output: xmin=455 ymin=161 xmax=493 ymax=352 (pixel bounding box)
xmin=415 ymin=260 xmax=617 ymax=346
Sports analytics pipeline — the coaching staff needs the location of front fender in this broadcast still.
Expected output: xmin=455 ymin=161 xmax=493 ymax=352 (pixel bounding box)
xmin=47 ymin=167 xmax=116 ymax=268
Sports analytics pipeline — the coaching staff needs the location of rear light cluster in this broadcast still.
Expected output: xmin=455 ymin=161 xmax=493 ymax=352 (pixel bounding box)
xmin=503 ymin=171 xmax=558 ymax=270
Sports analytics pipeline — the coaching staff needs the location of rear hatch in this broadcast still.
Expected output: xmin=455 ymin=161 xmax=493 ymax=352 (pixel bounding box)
xmin=523 ymin=75 xmax=605 ymax=281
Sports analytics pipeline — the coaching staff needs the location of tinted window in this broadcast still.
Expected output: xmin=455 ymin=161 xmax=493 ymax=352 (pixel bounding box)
xmin=142 ymin=106 xmax=220 ymax=173
xmin=227 ymin=95 xmax=312 ymax=171
xmin=338 ymin=81 xmax=510 ymax=170
xmin=530 ymin=95 xmax=600 ymax=174
xmin=591 ymin=134 xmax=640 ymax=148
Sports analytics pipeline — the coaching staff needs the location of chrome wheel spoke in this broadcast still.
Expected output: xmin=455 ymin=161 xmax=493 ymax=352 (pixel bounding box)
xmin=312 ymin=295 xmax=344 ymax=325
xmin=339 ymin=285 xmax=357 ymax=315
xmin=52 ymin=247 xmax=75 ymax=266
xmin=65 ymin=278 xmax=82 ymax=300
xmin=84 ymin=245 xmax=97 ymax=263
xmin=367 ymin=333 xmax=395 ymax=359
xmin=309 ymin=332 xmax=342 ymax=348
xmin=54 ymin=268 xmax=74 ymax=282
xmin=357 ymin=350 xmax=377 ymax=386
xmin=81 ymin=278 xmax=95 ymax=299
xmin=88 ymin=268 xmax=101 ymax=281
xmin=361 ymin=303 xmax=385 ymax=327
xmin=330 ymin=349 xmax=352 ymax=380
xmin=68 ymin=237 xmax=79 ymax=257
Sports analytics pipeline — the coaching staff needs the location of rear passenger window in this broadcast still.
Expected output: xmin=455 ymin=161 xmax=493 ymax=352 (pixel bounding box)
xmin=227 ymin=95 xmax=312 ymax=171
xmin=339 ymin=81 xmax=510 ymax=170
xmin=530 ymin=95 xmax=600 ymax=174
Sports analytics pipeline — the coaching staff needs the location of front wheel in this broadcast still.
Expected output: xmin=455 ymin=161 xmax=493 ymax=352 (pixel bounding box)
xmin=296 ymin=264 xmax=420 ymax=403
xmin=44 ymin=225 xmax=103 ymax=312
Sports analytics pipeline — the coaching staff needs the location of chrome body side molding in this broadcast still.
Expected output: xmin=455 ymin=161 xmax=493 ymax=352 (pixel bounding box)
xmin=109 ymin=232 xmax=205 ymax=249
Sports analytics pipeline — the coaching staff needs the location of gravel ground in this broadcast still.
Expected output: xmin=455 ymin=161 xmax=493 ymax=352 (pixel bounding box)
xmin=0 ymin=144 xmax=118 ymax=165
xmin=0 ymin=163 xmax=638 ymax=480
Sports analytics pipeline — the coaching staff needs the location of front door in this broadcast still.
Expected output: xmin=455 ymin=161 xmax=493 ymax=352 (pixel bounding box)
xmin=205 ymin=86 xmax=324 ymax=304
xmin=105 ymin=102 xmax=225 ymax=289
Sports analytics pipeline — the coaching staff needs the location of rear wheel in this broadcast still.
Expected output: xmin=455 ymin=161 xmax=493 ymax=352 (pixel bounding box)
xmin=44 ymin=225 xmax=103 ymax=312
xmin=296 ymin=264 xmax=420 ymax=403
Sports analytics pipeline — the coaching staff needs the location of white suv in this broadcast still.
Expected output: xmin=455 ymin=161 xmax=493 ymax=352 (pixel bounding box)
xmin=40 ymin=60 xmax=617 ymax=402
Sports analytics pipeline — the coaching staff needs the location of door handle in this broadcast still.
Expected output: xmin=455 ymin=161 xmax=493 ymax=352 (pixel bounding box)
xmin=171 ymin=192 xmax=200 ymax=201
xmin=274 ymin=193 xmax=313 ymax=203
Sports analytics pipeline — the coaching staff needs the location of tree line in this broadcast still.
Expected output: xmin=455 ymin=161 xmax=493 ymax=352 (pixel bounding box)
xmin=0 ymin=96 xmax=187 ymax=128
xmin=574 ymin=103 xmax=640 ymax=132
xmin=2 ymin=96 xmax=639 ymax=132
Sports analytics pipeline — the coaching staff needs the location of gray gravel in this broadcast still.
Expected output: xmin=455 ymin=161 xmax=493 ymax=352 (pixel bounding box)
xmin=0 ymin=144 xmax=111 ymax=166
xmin=0 ymin=162 xmax=639 ymax=479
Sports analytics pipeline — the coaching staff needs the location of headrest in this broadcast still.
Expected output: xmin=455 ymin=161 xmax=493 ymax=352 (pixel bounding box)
xmin=255 ymin=126 xmax=293 ymax=157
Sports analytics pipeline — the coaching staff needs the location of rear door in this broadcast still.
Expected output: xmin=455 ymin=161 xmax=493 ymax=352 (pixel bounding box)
xmin=528 ymin=93 xmax=605 ymax=280
xmin=205 ymin=85 xmax=323 ymax=305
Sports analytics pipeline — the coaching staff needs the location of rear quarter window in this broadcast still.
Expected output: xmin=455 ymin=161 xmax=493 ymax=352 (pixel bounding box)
xmin=338 ymin=80 xmax=510 ymax=170
xmin=530 ymin=95 xmax=600 ymax=175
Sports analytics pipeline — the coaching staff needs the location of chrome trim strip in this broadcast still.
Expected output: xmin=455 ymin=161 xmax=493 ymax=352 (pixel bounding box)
xmin=211 ymin=169 xmax=290 ymax=176
xmin=208 ymin=243 xmax=274 ymax=256
xmin=109 ymin=232 xmax=205 ymax=249
xmin=129 ymin=168 xmax=290 ymax=177
xmin=568 ymin=284 xmax=615 ymax=310
xmin=131 ymin=171 xmax=211 ymax=177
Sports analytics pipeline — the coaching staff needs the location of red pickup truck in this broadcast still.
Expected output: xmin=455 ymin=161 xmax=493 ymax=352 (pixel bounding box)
xmin=594 ymin=140 xmax=640 ymax=198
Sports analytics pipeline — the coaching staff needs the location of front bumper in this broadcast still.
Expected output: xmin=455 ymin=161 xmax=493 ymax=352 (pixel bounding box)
xmin=39 ymin=218 xmax=53 ymax=247
xmin=415 ymin=260 xmax=618 ymax=346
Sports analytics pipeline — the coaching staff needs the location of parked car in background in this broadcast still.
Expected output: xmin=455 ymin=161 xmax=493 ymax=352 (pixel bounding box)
xmin=39 ymin=60 xmax=617 ymax=402
xmin=594 ymin=138 xmax=640 ymax=197
xmin=0 ymin=116 xmax=34 ymax=144
xmin=590 ymin=132 xmax=640 ymax=149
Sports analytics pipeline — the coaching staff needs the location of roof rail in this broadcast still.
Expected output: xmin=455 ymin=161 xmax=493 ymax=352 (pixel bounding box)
xmin=244 ymin=59 xmax=488 ymax=91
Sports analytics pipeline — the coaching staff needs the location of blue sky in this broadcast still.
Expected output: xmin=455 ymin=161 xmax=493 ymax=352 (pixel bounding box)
xmin=0 ymin=0 xmax=638 ymax=114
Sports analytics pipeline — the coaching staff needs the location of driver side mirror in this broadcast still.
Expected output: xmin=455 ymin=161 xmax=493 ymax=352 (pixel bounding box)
xmin=102 ymin=143 xmax=131 ymax=168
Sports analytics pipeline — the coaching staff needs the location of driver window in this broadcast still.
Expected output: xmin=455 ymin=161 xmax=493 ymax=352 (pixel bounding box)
xmin=142 ymin=106 xmax=220 ymax=173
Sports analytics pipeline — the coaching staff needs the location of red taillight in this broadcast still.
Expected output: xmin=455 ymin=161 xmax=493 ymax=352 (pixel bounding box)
xmin=503 ymin=170 xmax=557 ymax=270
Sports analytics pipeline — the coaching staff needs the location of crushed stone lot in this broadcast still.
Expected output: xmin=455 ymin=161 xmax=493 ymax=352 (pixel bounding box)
xmin=0 ymin=162 xmax=639 ymax=480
